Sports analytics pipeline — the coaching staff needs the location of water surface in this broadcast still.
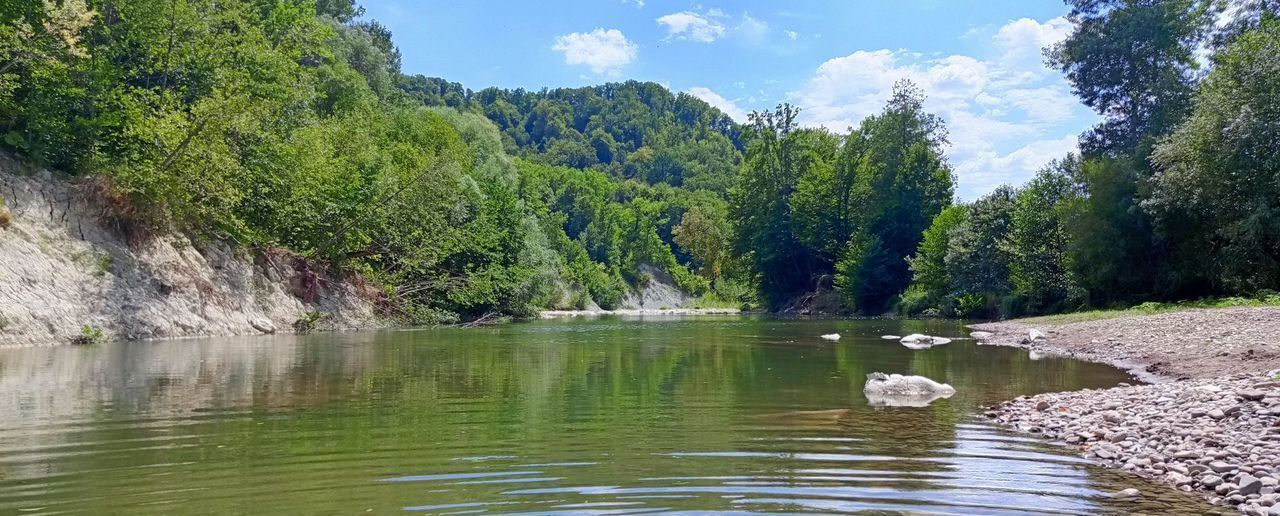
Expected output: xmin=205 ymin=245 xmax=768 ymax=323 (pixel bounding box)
xmin=0 ymin=316 xmax=1215 ymax=514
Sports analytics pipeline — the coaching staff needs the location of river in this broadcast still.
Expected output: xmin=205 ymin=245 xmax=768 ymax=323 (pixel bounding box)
xmin=0 ymin=316 xmax=1216 ymax=514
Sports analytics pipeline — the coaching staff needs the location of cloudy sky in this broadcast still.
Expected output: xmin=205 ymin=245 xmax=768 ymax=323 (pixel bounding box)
xmin=359 ymin=0 xmax=1095 ymax=199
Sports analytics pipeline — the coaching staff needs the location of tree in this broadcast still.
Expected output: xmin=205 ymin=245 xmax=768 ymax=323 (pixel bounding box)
xmin=1007 ymin=158 xmax=1082 ymax=314
xmin=946 ymin=185 xmax=1017 ymax=301
xmin=905 ymin=204 xmax=968 ymax=311
xmin=1149 ymin=17 xmax=1280 ymax=292
xmin=673 ymin=197 xmax=731 ymax=280
xmin=730 ymin=104 xmax=836 ymax=306
xmin=832 ymin=81 xmax=954 ymax=312
xmin=1048 ymin=0 xmax=1211 ymax=158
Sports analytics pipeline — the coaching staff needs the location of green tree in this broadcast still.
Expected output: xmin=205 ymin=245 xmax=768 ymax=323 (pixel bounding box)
xmin=1149 ymin=17 xmax=1280 ymax=292
xmin=904 ymin=204 xmax=968 ymax=312
xmin=832 ymin=81 xmax=954 ymax=312
xmin=673 ymin=196 xmax=731 ymax=280
xmin=730 ymin=104 xmax=837 ymax=306
xmin=1048 ymin=0 xmax=1210 ymax=157
xmin=946 ymin=185 xmax=1017 ymax=304
xmin=1007 ymin=158 xmax=1082 ymax=314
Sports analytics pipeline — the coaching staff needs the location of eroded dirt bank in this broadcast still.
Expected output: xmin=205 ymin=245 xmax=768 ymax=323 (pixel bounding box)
xmin=972 ymin=308 xmax=1280 ymax=515
xmin=0 ymin=157 xmax=386 ymax=347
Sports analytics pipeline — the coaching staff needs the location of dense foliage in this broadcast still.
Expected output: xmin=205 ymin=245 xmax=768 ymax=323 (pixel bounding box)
xmin=0 ymin=0 xmax=744 ymax=322
xmin=2 ymin=0 xmax=1277 ymax=323
xmin=401 ymin=77 xmax=743 ymax=193
xmin=902 ymin=1 xmax=1280 ymax=318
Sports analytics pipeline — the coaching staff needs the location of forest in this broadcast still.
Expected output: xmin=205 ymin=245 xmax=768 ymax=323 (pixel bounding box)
xmin=0 ymin=0 xmax=1277 ymax=322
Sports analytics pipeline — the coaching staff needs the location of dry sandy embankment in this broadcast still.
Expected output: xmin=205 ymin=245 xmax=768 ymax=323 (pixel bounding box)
xmin=972 ymin=308 xmax=1280 ymax=515
xmin=0 ymin=156 xmax=385 ymax=347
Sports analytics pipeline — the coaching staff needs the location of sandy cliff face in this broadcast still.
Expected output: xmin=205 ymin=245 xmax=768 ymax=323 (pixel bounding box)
xmin=0 ymin=156 xmax=384 ymax=346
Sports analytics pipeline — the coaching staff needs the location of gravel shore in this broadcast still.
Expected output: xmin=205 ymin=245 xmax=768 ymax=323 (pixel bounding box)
xmin=972 ymin=308 xmax=1280 ymax=514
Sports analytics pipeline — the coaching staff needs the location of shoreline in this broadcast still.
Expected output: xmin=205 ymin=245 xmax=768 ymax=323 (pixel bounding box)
xmin=539 ymin=308 xmax=741 ymax=318
xmin=970 ymin=308 xmax=1280 ymax=514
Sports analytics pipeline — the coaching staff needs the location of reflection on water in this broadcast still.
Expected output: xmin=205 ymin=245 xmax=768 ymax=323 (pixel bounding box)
xmin=0 ymin=316 xmax=1216 ymax=514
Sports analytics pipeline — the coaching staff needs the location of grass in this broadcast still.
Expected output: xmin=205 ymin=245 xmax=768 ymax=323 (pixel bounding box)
xmin=688 ymin=293 xmax=752 ymax=311
xmin=1018 ymin=294 xmax=1280 ymax=325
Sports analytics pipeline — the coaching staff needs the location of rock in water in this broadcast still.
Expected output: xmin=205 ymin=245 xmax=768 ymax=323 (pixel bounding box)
xmin=899 ymin=334 xmax=952 ymax=350
xmin=820 ymin=333 xmax=841 ymax=341
xmin=970 ymin=331 xmax=993 ymax=340
xmin=881 ymin=335 xmax=901 ymax=340
xmin=864 ymin=372 xmax=956 ymax=399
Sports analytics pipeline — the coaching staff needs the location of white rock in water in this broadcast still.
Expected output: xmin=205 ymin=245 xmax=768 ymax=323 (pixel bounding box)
xmin=1028 ymin=328 xmax=1047 ymax=341
xmin=820 ymin=333 xmax=841 ymax=341
xmin=970 ymin=331 xmax=993 ymax=339
xmin=864 ymin=372 xmax=956 ymax=398
xmin=881 ymin=335 xmax=901 ymax=340
xmin=899 ymin=334 xmax=952 ymax=349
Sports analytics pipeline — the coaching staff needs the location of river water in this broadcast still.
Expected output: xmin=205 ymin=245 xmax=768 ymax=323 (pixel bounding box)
xmin=0 ymin=316 xmax=1216 ymax=514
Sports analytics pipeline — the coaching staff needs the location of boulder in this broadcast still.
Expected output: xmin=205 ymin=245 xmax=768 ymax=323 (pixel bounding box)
xmin=864 ymin=372 xmax=956 ymax=399
xmin=899 ymin=334 xmax=952 ymax=350
xmin=250 ymin=317 xmax=276 ymax=334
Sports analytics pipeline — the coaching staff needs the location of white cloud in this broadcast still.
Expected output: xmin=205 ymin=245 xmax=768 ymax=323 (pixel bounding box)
xmin=688 ymin=87 xmax=748 ymax=122
xmin=737 ymin=13 xmax=769 ymax=42
xmin=789 ymin=16 xmax=1092 ymax=199
xmin=656 ymin=11 xmax=726 ymax=43
xmin=993 ymin=17 xmax=1072 ymax=75
xmin=954 ymin=134 xmax=1079 ymax=197
xmin=785 ymin=30 xmax=799 ymax=41
xmin=552 ymin=28 xmax=638 ymax=75
xmin=622 ymin=0 xmax=644 ymax=8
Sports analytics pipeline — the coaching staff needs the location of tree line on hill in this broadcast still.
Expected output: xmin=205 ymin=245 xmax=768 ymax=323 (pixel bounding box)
xmin=0 ymin=0 xmax=1276 ymax=323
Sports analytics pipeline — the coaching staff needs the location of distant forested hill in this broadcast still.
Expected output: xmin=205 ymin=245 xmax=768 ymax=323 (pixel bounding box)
xmin=398 ymin=77 xmax=744 ymax=193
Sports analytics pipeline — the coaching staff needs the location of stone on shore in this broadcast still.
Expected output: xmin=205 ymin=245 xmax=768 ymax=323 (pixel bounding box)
xmin=987 ymin=369 xmax=1280 ymax=515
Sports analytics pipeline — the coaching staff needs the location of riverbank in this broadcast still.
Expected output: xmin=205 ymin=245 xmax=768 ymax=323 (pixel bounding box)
xmin=972 ymin=308 xmax=1280 ymax=514
xmin=0 ymin=159 xmax=386 ymax=347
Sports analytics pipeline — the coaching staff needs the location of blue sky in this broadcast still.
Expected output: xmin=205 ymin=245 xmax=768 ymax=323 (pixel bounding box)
xmin=359 ymin=0 xmax=1097 ymax=199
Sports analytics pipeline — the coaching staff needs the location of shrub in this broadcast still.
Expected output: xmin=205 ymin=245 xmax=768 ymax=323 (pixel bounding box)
xmin=70 ymin=325 xmax=104 ymax=345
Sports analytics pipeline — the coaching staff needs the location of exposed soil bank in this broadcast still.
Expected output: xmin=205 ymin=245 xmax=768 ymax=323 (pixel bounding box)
xmin=972 ymin=308 xmax=1280 ymax=514
xmin=0 ymin=157 xmax=386 ymax=347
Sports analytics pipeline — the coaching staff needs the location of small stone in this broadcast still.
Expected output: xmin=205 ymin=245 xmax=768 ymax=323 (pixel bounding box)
xmin=1203 ymin=475 xmax=1225 ymax=488
xmin=1209 ymin=408 xmax=1227 ymax=419
xmin=1242 ymin=474 xmax=1265 ymax=495
xmin=1035 ymin=400 xmax=1051 ymax=411
xmin=1242 ymin=390 xmax=1269 ymax=401
xmin=1211 ymin=461 xmax=1237 ymax=474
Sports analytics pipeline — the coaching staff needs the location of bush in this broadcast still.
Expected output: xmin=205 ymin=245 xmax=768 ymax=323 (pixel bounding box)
xmin=70 ymin=325 xmax=104 ymax=345
xmin=954 ymin=292 xmax=987 ymax=319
